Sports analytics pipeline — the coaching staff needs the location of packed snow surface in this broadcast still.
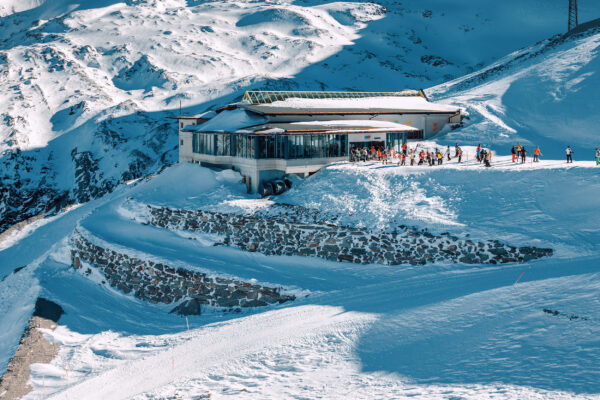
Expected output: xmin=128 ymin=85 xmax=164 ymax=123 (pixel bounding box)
xmin=0 ymin=159 xmax=599 ymax=399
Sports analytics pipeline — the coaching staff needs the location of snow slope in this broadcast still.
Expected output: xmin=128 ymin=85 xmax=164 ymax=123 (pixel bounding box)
xmin=429 ymin=19 xmax=600 ymax=157
xmin=1 ymin=160 xmax=599 ymax=399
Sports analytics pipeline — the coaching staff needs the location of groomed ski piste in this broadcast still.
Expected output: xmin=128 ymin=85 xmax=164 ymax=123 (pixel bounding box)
xmin=1 ymin=152 xmax=599 ymax=399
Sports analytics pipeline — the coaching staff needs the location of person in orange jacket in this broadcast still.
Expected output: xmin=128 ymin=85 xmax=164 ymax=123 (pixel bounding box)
xmin=533 ymin=146 xmax=542 ymax=162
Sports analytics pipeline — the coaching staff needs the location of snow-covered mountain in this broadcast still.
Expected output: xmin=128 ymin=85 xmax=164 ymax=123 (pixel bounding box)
xmin=2 ymin=2 xmax=600 ymax=398
xmin=2 ymin=0 xmax=600 ymax=231
xmin=429 ymin=18 xmax=600 ymax=157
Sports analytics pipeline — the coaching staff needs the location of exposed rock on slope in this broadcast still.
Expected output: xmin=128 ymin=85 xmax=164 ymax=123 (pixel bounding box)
xmin=0 ymin=298 xmax=63 ymax=400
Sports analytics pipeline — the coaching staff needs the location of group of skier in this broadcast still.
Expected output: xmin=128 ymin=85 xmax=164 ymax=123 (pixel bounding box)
xmin=514 ymin=144 xmax=600 ymax=165
xmin=511 ymin=143 xmax=543 ymax=163
xmin=565 ymin=146 xmax=600 ymax=164
xmin=350 ymin=142 xmax=599 ymax=167
xmin=350 ymin=142 xmax=484 ymax=167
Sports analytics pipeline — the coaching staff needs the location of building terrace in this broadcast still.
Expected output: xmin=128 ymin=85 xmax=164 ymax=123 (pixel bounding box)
xmin=175 ymin=90 xmax=461 ymax=194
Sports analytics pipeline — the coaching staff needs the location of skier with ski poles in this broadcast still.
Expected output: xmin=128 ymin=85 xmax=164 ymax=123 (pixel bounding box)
xmin=566 ymin=146 xmax=574 ymax=163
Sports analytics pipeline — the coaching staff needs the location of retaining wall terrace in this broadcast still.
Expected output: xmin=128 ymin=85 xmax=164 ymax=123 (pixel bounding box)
xmin=70 ymin=232 xmax=295 ymax=315
xmin=143 ymin=205 xmax=553 ymax=266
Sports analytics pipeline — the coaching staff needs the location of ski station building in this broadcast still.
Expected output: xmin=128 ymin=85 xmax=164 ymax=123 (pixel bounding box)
xmin=176 ymin=90 xmax=461 ymax=194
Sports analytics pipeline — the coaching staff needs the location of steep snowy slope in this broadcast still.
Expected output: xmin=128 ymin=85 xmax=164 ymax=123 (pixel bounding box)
xmin=429 ymin=19 xmax=600 ymax=157
xmin=3 ymin=0 xmax=600 ymax=232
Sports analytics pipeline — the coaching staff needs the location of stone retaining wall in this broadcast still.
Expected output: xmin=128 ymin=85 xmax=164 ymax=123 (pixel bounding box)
xmin=70 ymin=233 xmax=295 ymax=315
xmin=143 ymin=205 xmax=553 ymax=266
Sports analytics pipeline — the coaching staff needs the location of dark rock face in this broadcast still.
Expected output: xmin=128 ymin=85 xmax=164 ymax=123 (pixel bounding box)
xmin=170 ymin=299 xmax=201 ymax=316
xmin=142 ymin=204 xmax=553 ymax=266
xmin=33 ymin=298 xmax=64 ymax=323
xmin=71 ymin=150 xmax=114 ymax=203
xmin=0 ymin=113 xmax=176 ymax=234
xmin=70 ymin=232 xmax=295 ymax=312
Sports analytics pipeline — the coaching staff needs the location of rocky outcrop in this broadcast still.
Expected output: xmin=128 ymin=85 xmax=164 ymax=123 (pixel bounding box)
xmin=0 ymin=298 xmax=63 ymax=400
xmin=70 ymin=233 xmax=295 ymax=314
xmin=143 ymin=204 xmax=553 ymax=266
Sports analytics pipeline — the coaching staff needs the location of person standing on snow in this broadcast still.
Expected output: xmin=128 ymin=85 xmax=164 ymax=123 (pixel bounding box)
xmin=595 ymin=148 xmax=599 ymax=165
xmin=521 ymin=147 xmax=527 ymax=163
xmin=457 ymin=147 xmax=463 ymax=163
xmin=447 ymin=145 xmax=451 ymax=161
xmin=566 ymin=146 xmax=574 ymax=163
xmin=534 ymin=146 xmax=542 ymax=162
xmin=511 ymin=146 xmax=516 ymax=163
xmin=515 ymin=143 xmax=522 ymax=162
xmin=455 ymin=143 xmax=459 ymax=157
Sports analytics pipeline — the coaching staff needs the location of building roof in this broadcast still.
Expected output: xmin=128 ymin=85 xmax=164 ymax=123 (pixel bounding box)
xmin=184 ymin=108 xmax=268 ymax=133
xmin=242 ymin=96 xmax=459 ymax=115
xmin=169 ymin=110 xmax=217 ymax=120
xmin=241 ymin=89 xmax=426 ymax=105
xmin=185 ymin=118 xmax=418 ymax=135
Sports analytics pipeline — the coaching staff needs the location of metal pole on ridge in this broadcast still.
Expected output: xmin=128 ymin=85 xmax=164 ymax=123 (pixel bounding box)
xmin=568 ymin=0 xmax=578 ymax=32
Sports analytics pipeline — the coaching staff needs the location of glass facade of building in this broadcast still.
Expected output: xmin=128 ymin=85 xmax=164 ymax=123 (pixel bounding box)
xmin=192 ymin=133 xmax=348 ymax=159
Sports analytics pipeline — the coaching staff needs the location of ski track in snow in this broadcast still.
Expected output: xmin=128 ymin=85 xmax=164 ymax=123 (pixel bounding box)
xmin=0 ymin=159 xmax=595 ymax=399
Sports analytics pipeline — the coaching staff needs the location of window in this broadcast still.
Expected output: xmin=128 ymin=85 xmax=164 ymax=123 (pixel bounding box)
xmin=406 ymin=130 xmax=424 ymax=140
xmin=192 ymin=133 xmax=216 ymax=155
xmin=180 ymin=139 xmax=184 ymax=146
xmin=216 ymin=134 xmax=230 ymax=156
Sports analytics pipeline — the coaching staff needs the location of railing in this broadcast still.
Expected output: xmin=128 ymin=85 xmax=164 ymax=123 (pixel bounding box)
xmin=241 ymin=90 xmax=426 ymax=105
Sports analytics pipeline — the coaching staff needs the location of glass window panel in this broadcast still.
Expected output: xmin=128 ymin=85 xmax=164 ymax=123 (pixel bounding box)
xmin=257 ymin=136 xmax=266 ymax=159
xmin=268 ymin=136 xmax=275 ymax=158
xmin=303 ymin=135 xmax=310 ymax=158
